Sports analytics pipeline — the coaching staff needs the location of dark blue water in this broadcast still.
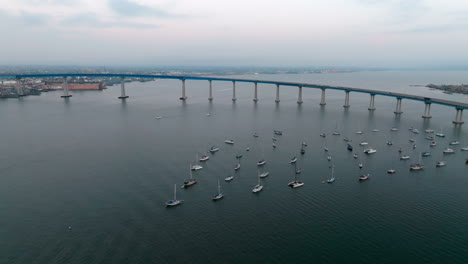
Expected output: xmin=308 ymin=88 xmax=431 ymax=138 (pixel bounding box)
xmin=0 ymin=71 xmax=467 ymax=263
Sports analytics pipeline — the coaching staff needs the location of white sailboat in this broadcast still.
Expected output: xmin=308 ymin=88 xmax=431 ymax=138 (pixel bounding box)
xmin=211 ymin=179 xmax=224 ymax=200
xmin=288 ymin=164 xmax=304 ymax=188
xmin=191 ymin=154 xmax=203 ymax=171
xmin=166 ymin=184 xmax=183 ymax=207
xmin=182 ymin=164 xmax=197 ymax=188
xmin=252 ymin=174 xmax=263 ymax=193
xmin=327 ymin=166 xmax=335 ymax=183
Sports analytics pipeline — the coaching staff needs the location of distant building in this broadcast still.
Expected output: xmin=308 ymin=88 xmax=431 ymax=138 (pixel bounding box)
xmin=41 ymin=82 xmax=106 ymax=90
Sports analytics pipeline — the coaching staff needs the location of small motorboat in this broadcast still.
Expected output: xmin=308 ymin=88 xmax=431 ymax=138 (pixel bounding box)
xmin=409 ymin=139 xmax=415 ymax=142
xmin=155 ymin=116 xmax=163 ymax=119
xmin=359 ymin=163 xmax=363 ymax=169
xmin=347 ymin=144 xmax=353 ymax=151
xmin=320 ymin=133 xmax=326 ymax=138
xmin=372 ymin=129 xmax=379 ymax=132
xmin=327 ymin=155 xmax=332 ymax=161
xmin=199 ymin=155 xmax=210 ymax=162
xmin=449 ymin=141 xmax=460 ymax=145
xmin=425 ymin=136 xmax=434 ymax=140
xmin=295 ymin=168 xmax=301 ymax=174
xmin=363 ymin=148 xmax=377 ymax=154
xmin=359 ymin=141 xmax=368 ymax=146
xmin=425 ymin=129 xmax=434 ymax=133
xmin=272 ymin=136 xmax=278 ymax=141
xmin=302 ymin=141 xmax=308 ymax=147
xmin=390 ymin=127 xmax=399 ymax=131
xmin=435 ymin=161 xmax=446 ymax=167
xmin=435 ymin=133 xmax=445 ymax=137
xmin=353 ymin=153 xmax=358 ymax=159
xmin=430 ymin=141 xmax=437 ymax=147
xmin=324 ymin=147 xmax=329 ymax=152
xmin=386 ymin=141 xmax=393 ymax=145
xmin=412 ymin=144 xmax=417 ymax=149
xmin=257 ymin=159 xmax=266 ymax=166
xmin=253 ymin=133 xmax=259 ymax=138
xmin=224 ymin=139 xmax=235 ymax=144
xmin=355 ymin=131 xmax=363 ymax=135
xmin=332 ymin=131 xmax=340 ymax=135
xmin=443 ymin=148 xmax=455 ymax=154
xmin=273 ymin=143 xmax=277 ymax=148
xmin=234 ymin=163 xmax=241 ymax=170
xmin=461 ymin=147 xmax=468 ymax=151
xmin=209 ymin=146 xmax=220 ymax=153
xmin=289 ymin=156 xmax=298 ymax=164
xmin=412 ymin=129 xmax=419 ymax=134
xmin=273 ymin=130 xmax=283 ymax=135
xmin=359 ymin=174 xmax=369 ymax=181
xmin=343 ymin=138 xmax=350 ymax=142
xmin=387 ymin=169 xmax=396 ymax=174
xmin=246 ymin=147 xmax=250 ymax=151
xmin=259 ymin=172 xmax=270 ymax=178
xmin=225 ymin=175 xmax=234 ymax=181
xmin=422 ymin=152 xmax=431 ymax=157
xmin=400 ymin=155 xmax=410 ymax=160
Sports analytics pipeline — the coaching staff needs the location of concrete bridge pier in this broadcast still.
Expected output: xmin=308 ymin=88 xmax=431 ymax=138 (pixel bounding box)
xmin=15 ymin=78 xmax=24 ymax=96
xmin=118 ymin=77 xmax=129 ymax=99
xmin=368 ymin=94 xmax=376 ymax=110
xmin=61 ymin=77 xmax=72 ymax=98
xmin=453 ymin=108 xmax=464 ymax=124
xmin=208 ymin=80 xmax=213 ymax=101
xmin=422 ymin=102 xmax=432 ymax=118
xmin=179 ymin=79 xmax=187 ymax=100
xmin=343 ymin=91 xmax=350 ymax=108
xmin=253 ymin=82 xmax=258 ymax=102
xmin=320 ymin=89 xmax=326 ymax=106
xmin=297 ymin=86 xmax=303 ymax=104
xmin=394 ymin=98 xmax=403 ymax=114
xmin=275 ymin=84 xmax=280 ymax=103
xmin=232 ymin=81 xmax=237 ymax=101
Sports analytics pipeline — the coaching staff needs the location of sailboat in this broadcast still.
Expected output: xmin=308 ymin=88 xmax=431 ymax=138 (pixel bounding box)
xmin=191 ymin=154 xmax=203 ymax=171
xmin=347 ymin=144 xmax=353 ymax=151
xmin=435 ymin=127 xmax=445 ymax=137
xmin=182 ymin=164 xmax=197 ymax=188
xmin=289 ymin=156 xmax=297 ymax=164
xmin=300 ymin=145 xmax=306 ymax=155
xmin=409 ymin=153 xmax=424 ymax=171
xmin=327 ymin=166 xmax=335 ymax=183
xmin=166 ymin=184 xmax=183 ymax=207
xmin=252 ymin=174 xmax=264 ymax=193
xmin=332 ymin=123 xmax=340 ymax=135
xmin=288 ymin=164 xmax=304 ymax=188
xmin=211 ymin=179 xmax=224 ymax=200
xmin=209 ymin=146 xmax=220 ymax=153
xmin=294 ymin=162 xmax=301 ymax=174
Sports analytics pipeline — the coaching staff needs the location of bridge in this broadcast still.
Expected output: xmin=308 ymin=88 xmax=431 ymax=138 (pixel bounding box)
xmin=1 ymin=73 xmax=466 ymax=124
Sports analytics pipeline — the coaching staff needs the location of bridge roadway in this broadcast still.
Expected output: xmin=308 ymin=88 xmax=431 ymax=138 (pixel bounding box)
xmin=1 ymin=73 xmax=466 ymax=124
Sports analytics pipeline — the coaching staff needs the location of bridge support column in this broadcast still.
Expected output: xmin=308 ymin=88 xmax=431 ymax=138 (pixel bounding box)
xmin=179 ymin=79 xmax=187 ymax=100
xmin=297 ymin=86 xmax=303 ymax=104
xmin=61 ymin=77 xmax=72 ymax=98
xmin=208 ymin=80 xmax=213 ymax=101
xmin=15 ymin=78 xmax=24 ymax=96
xmin=320 ymin=89 xmax=326 ymax=105
xmin=232 ymin=81 xmax=236 ymax=101
xmin=453 ymin=108 xmax=464 ymax=124
xmin=275 ymin=84 xmax=280 ymax=103
xmin=368 ymin=94 xmax=375 ymax=110
xmin=118 ymin=77 xmax=129 ymax=99
xmin=343 ymin=91 xmax=350 ymax=108
xmin=394 ymin=98 xmax=403 ymax=114
xmin=253 ymin=82 xmax=258 ymax=102
xmin=422 ymin=102 xmax=432 ymax=118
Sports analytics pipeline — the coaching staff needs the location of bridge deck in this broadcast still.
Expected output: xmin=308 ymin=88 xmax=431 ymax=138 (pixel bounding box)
xmin=1 ymin=73 xmax=467 ymax=109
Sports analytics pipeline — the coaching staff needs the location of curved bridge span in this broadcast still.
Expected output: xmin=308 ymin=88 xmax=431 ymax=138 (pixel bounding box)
xmin=2 ymin=73 xmax=466 ymax=124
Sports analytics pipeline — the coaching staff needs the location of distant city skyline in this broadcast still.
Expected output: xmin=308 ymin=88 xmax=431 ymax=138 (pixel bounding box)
xmin=0 ymin=0 xmax=467 ymax=68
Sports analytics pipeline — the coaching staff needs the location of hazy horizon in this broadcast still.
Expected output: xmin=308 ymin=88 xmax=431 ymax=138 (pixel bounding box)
xmin=0 ymin=0 xmax=467 ymax=68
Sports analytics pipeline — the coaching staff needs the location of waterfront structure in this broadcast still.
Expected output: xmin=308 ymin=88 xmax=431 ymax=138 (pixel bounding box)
xmin=1 ymin=73 xmax=466 ymax=125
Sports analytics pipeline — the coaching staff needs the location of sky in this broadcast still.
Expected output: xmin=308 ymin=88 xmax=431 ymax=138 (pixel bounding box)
xmin=0 ymin=0 xmax=467 ymax=68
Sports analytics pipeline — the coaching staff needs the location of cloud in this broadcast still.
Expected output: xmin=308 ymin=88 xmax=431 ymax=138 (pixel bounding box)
xmin=62 ymin=12 xmax=158 ymax=28
xmin=108 ymin=0 xmax=183 ymax=18
xmin=19 ymin=10 xmax=50 ymax=25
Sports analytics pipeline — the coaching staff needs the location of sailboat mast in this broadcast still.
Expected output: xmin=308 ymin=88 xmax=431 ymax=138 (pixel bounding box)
xmin=174 ymin=184 xmax=177 ymax=200
xmin=189 ymin=164 xmax=193 ymax=179
xmin=218 ymin=179 xmax=221 ymax=193
xmin=294 ymin=163 xmax=297 ymax=181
